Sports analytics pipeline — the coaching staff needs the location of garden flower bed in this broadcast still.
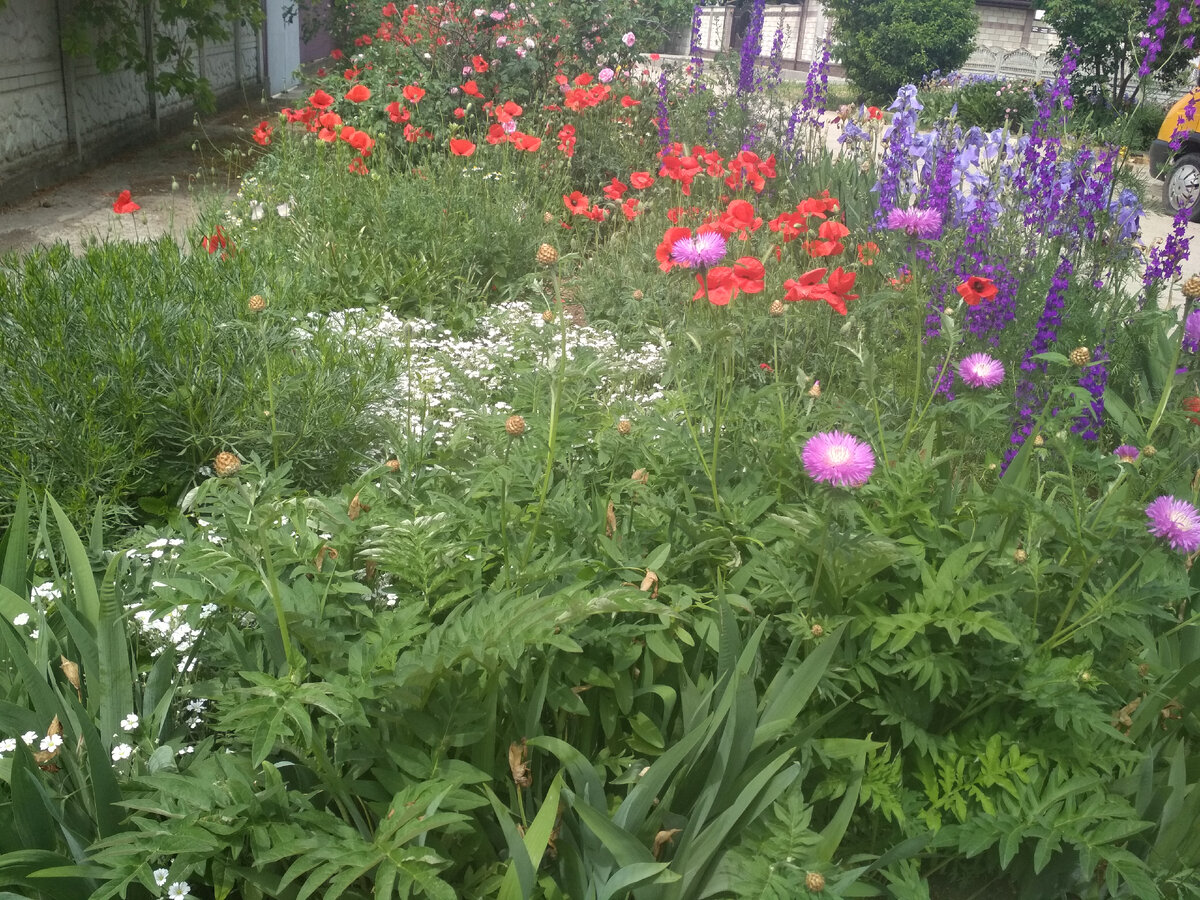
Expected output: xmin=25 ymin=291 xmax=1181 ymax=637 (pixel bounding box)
xmin=1 ymin=1 xmax=1200 ymax=898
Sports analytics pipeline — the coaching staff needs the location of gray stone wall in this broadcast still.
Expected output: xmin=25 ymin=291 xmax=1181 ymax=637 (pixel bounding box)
xmin=0 ymin=0 xmax=261 ymax=199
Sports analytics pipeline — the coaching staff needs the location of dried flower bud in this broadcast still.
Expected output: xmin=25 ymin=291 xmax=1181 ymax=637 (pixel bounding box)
xmin=385 ymin=458 xmax=401 ymax=472
xmin=1033 ymin=434 xmax=1044 ymax=447
xmin=769 ymin=299 xmax=785 ymax=317
xmin=805 ymin=871 xmax=825 ymax=892
xmin=248 ymin=294 xmax=266 ymax=311
xmin=542 ymin=309 xmax=554 ymax=322
xmin=632 ymin=289 xmax=644 ymax=300
xmin=543 ymin=211 xmax=554 ymax=223
xmin=1013 ymin=548 xmax=1028 ymax=564
xmin=1069 ymin=346 xmax=1091 ymax=366
xmin=810 ymin=623 xmax=823 ymax=637
xmin=535 ymin=243 xmax=558 ymax=265
xmin=617 ymin=418 xmax=632 ymax=435
xmin=1143 ymin=444 xmax=1157 ymax=457
xmin=213 ymin=451 xmax=241 ymax=477
xmin=807 ymin=380 xmax=821 ymax=397
xmin=505 ymin=414 xmax=526 ymax=436
xmin=1184 ymin=274 xmax=1200 ymax=300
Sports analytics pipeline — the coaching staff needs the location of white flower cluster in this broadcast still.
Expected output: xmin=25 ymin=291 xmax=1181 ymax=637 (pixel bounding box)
xmin=315 ymin=300 xmax=665 ymax=443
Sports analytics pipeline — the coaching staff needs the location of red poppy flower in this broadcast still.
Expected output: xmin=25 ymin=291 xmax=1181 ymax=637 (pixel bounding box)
xmin=386 ymin=101 xmax=410 ymax=123
xmin=563 ymin=191 xmax=591 ymax=216
xmin=867 ymin=106 xmax=882 ymax=120
xmin=782 ymin=268 xmax=829 ymax=302
xmin=826 ymin=266 xmax=859 ymax=306
xmin=629 ymin=171 xmax=654 ymax=189
xmin=382 ymin=2 xmax=397 ymax=14
xmin=621 ymin=198 xmax=640 ymax=220
xmin=348 ymin=156 xmax=369 ymax=175
xmin=251 ymin=120 xmax=273 ymax=145
xmin=112 ymin=189 xmax=140 ymax=214
xmin=201 ymin=225 xmax=228 ymax=254
xmin=347 ymin=129 xmax=374 ymax=154
xmin=573 ymin=73 xmax=594 ymax=86
xmin=806 ymin=219 xmax=850 ymax=257
xmin=449 ymin=138 xmax=476 ymax=156
xmin=330 ymin=49 xmax=344 ymax=61
xmin=345 ymin=84 xmax=371 ymax=103
xmin=454 ymin=107 xmax=465 ymax=119
xmin=495 ymin=100 xmax=523 ymax=121
xmin=722 ymin=199 xmax=762 ymax=237
xmin=309 ymin=89 xmax=334 ymax=109
xmin=856 ymin=242 xmax=879 ymax=265
xmin=731 ymin=257 xmax=765 ymax=294
xmin=512 ymin=132 xmax=541 ymax=151
xmin=620 ymin=95 xmax=641 ymax=107
xmin=956 ymin=275 xmax=998 ymax=306
xmin=694 ymin=267 xmax=737 ymax=306
xmin=403 ymin=84 xmax=426 ymax=104
xmin=1184 ymin=396 xmax=1200 ymax=425
xmin=461 ymin=79 xmax=484 ymax=98
xmin=603 ymin=178 xmax=628 ymax=200
xmin=472 ymin=54 xmax=489 ymax=72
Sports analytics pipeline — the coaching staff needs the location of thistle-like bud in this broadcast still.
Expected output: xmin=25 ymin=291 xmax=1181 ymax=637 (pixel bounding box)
xmin=617 ymin=418 xmax=632 ymax=435
xmin=213 ymin=451 xmax=241 ymax=477
xmin=805 ymin=871 xmax=825 ymax=892
xmin=1069 ymin=346 xmax=1091 ymax=366
xmin=535 ymin=243 xmax=558 ymax=265
xmin=505 ymin=414 xmax=526 ymax=436
xmin=248 ymin=294 xmax=266 ymax=312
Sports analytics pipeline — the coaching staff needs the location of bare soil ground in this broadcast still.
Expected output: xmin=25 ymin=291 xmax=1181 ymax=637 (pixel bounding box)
xmin=0 ymin=100 xmax=275 ymax=256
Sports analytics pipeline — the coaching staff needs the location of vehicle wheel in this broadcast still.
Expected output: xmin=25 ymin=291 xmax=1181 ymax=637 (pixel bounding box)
xmin=1163 ymin=152 xmax=1200 ymax=220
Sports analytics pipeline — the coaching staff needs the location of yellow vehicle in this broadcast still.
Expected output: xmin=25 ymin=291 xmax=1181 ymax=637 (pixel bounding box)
xmin=1151 ymin=87 xmax=1200 ymax=217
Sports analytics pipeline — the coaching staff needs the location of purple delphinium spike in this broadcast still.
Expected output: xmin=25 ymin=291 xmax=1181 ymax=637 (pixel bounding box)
xmin=656 ymin=71 xmax=671 ymax=153
xmin=737 ymin=0 xmax=766 ymax=96
xmin=1139 ymin=0 xmax=1171 ymax=77
xmin=688 ymin=5 xmax=706 ymax=91
xmin=767 ymin=26 xmax=785 ymax=88
xmin=799 ymin=34 xmax=832 ymax=127
xmin=1071 ymin=344 xmax=1108 ymax=441
xmin=874 ymin=85 xmax=922 ymax=223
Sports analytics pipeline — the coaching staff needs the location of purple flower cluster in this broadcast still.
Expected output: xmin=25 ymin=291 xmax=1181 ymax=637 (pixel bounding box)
xmin=766 ymin=25 xmax=785 ymax=89
xmin=873 ymin=85 xmax=923 ymax=223
xmin=1185 ymin=310 xmax=1200 ymax=353
xmin=655 ymin=71 xmax=671 ymax=152
xmin=1003 ymin=254 xmax=1073 ymax=470
xmin=1139 ymin=0 xmax=1171 ymax=77
xmin=688 ymin=5 xmax=706 ymax=91
xmin=1070 ymin=344 xmax=1108 ymax=441
xmin=799 ymin=34 xmax=832 ymax=127
xmin=736 ymin=0 xmax=766 ymax=96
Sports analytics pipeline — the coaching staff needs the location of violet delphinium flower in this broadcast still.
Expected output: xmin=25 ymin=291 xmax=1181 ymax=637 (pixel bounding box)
xmin=655 ymin=71 xmax=671 ymax=152
xmin=874 ymin=85 xmax=922 ymax=222
xmin=688 ymin=5 xmax=706 ymax=90
xmin=799 ymin=34 xmax=832 ymax=127
xmin=737 ymin=0 xmax=766 ymax=96
xmin=1146 ymin=495 xmax=1200 ymax=552
xmin=1113 ymin=444 xmax=1140 ymax=462
xmin=959 ymin=353 xmax=1006 ymax=389
xmin=802 ymin=431 xmax=875 ymax=488
xmin=767 ymin=26 xmax=785 ymax=88
xmin=1184 ymin=310 xmax=1200 ymax=353
xmin=671 ymin=231 xmax=727 ymax=268
xmin=886 ymin=206 xmax=942 ymax=239
xmin=1071 ymin=343 xmax=1108 ymax=441
xmin=1139 ymin=0 xmax=1171 ymax=77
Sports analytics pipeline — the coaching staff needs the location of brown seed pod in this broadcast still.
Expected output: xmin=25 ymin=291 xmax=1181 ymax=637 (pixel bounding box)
xmin=535 ymin=243 xmax=558 ymax=265
xmin=1069 ymin=346 xmax=1091 ymax=366
xmin=248 ymin=294 xmax=266 ymax=312
xmin=617 ymin=418 xmax=632 ymax=435
xmin=505 ymin=414 xmax=526 ymax=436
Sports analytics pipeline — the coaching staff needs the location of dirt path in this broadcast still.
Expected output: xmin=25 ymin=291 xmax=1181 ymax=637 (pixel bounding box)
xmin=0 ymin=100 xmax=275 ymax=256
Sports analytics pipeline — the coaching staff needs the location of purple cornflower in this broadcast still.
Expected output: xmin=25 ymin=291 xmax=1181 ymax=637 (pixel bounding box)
xmin=802 ymin=431 xmax=875 ymax=488
xmin=1146 ymin=495 xmax=1200 ymax=552
xmin=737 ymin=0 xmax=766 ymax=95
xmin=1071 ymin=344 xmax=1108 ymax=441
xmin=958 ymin=353 xmax=1006 ymax=389
xmin=886 ymin=206 xmax=942 ymax=239
xmin=671 ymin=231 xmax=726 ymax=268
xmin=1113 ymin=444 xmax=1140 ymax=462
xmin=1184 ymin=310 xmax=1200 ymax=352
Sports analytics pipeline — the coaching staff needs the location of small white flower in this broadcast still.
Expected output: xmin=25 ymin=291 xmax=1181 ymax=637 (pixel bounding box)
xmin=12 ymin=613 xmax=29 ymax=627
xmin=120 ymin=713 xmax=139 ymax=731
xmin=21 ymin=731 xmax=37 ymax=746
xmin=176 ymin=745 xmax=194 ymax=756
xmin=39 ymin=733 xmax=64 ymax=753
xmin=249 ymin=200 xmax=265 ymax=221
xmin=111 ymin=743 xmax=132 ymax=761
xmin=276 ymin=201 xmax=291 ymax=218
xmin=29 ymin=630 xmax=38 ymax=639
xmin=167 ymin=882 xmax=191 ymax=899
xmin=0 ymin=737 xmax=16 ymax=754
xmin=153 ymin=868 xmax=170 ymax=887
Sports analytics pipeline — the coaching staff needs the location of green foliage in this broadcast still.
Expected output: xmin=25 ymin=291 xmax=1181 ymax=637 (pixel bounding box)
xmin=59 ymin=0 xmax=264 ymax=111
xmin=0 ymin=239 xmax=395 ymax=528
xmin=1043 ymin=0 xmax=1200 ymax=103
xmin=823 ymin=0 xmax=978 ymax=99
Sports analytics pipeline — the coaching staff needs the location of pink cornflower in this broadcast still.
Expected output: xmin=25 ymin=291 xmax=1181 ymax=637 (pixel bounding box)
xmin=671 ymin=231 xmax=727 ymax=268
xmin=958 ymin=353 xmax=1005 ymax=389
xmin=1146 ymin=496 xmax=1200 ymax=552
xmin=802 ymin=431 xmax=875 ymax=488
xmin=1113 ymin=444 xmax=1139 ymax=463
xmin=885 ymin=206 xmax=942 ymax=239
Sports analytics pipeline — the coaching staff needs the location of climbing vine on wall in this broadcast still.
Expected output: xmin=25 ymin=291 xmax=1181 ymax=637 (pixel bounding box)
xmin=60 ymin=0 xmax=264 ymax=110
